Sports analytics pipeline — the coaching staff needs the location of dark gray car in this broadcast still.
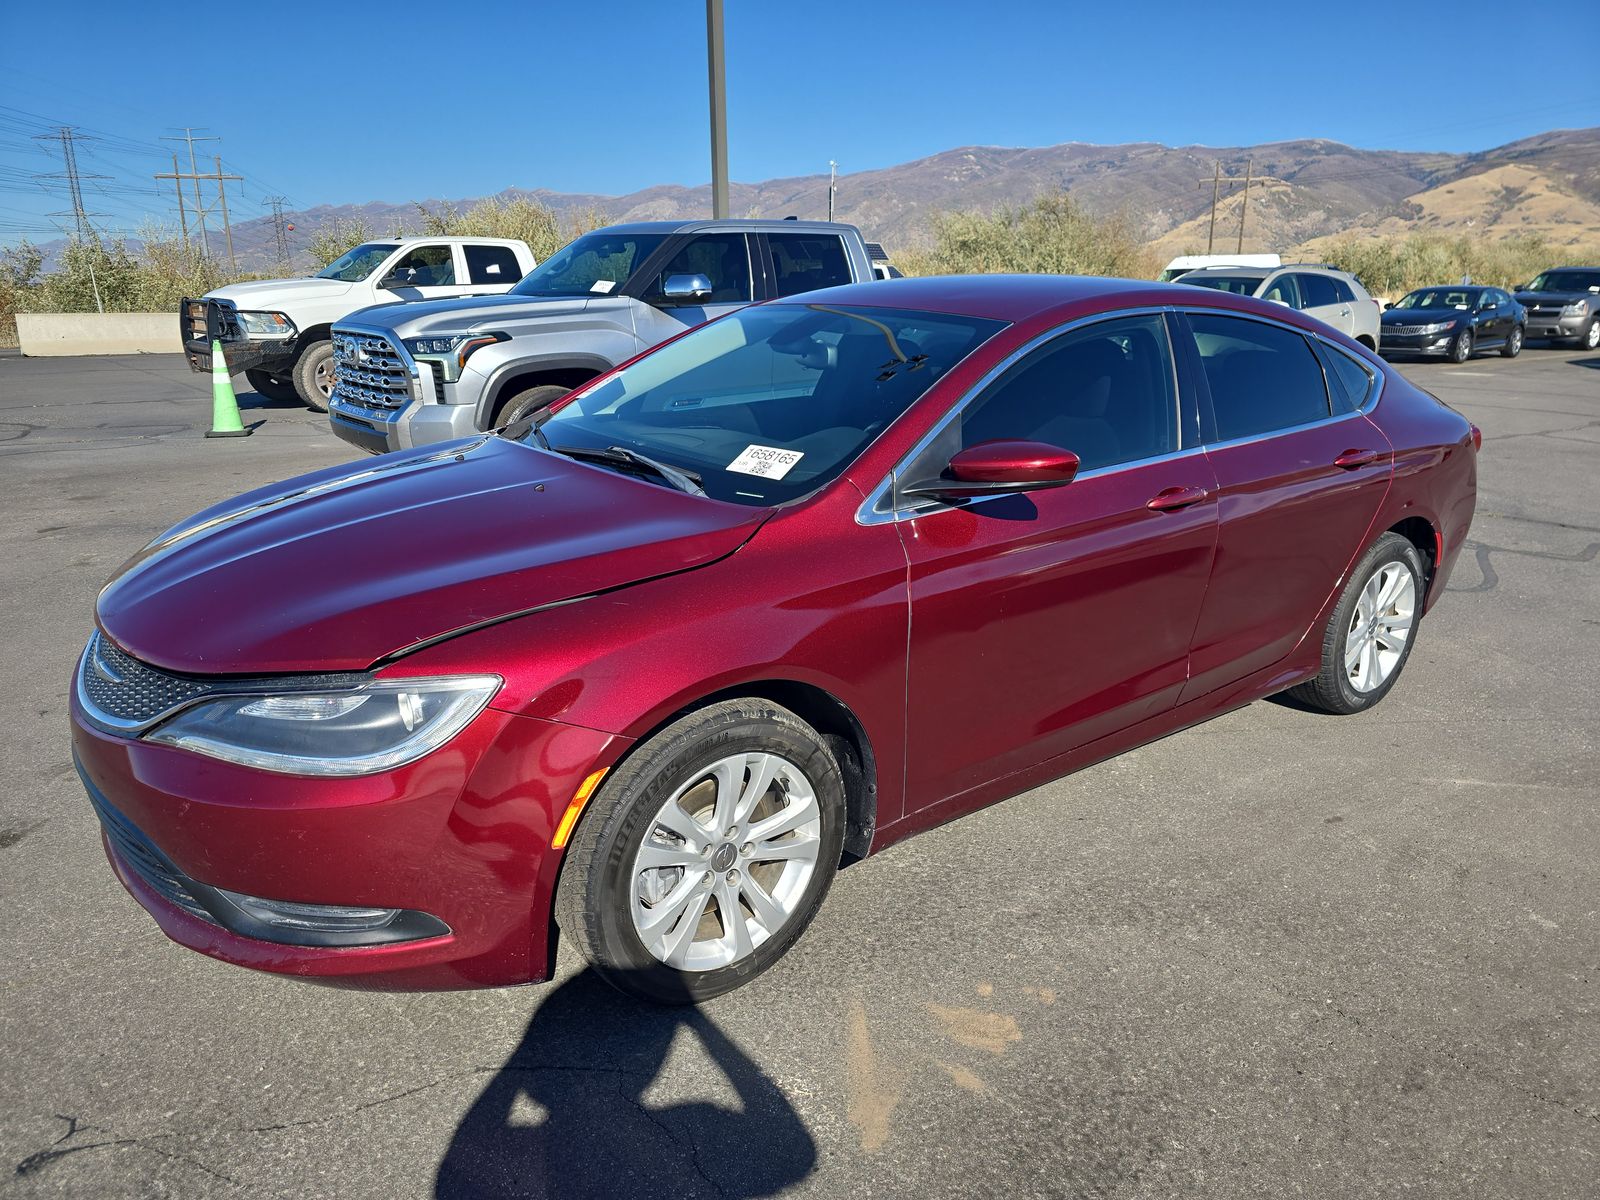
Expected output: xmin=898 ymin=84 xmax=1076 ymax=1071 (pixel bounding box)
xmin=1514 ymin=267 xmax=1600 ymax=349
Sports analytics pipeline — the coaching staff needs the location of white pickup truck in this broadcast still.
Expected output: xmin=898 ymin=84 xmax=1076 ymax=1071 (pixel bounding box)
xmin=180 ymin=236 xmax=536 ymax=409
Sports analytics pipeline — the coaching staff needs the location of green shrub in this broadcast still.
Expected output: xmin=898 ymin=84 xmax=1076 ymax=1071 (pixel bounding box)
xmin=897 ymin=190 xmax=1156 ymax=280
xmin=1313 ymin=232 xmax=1600 ymax=296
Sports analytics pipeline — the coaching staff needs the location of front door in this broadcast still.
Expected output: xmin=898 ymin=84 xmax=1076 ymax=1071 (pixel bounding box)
xmin=377 ymin=243 xmax=480 ymax=303
xmin=1176 ymin=310 xmax=1392 ymax=701
xmin=900 ymin=313 xmax=1218 ymax=809
xmin=632 ymin=232 xmax=757 ymax=345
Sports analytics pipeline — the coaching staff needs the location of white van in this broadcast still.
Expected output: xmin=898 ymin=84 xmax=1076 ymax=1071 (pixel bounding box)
xmin=1158 ymin=253 xmax=1281 ymax=282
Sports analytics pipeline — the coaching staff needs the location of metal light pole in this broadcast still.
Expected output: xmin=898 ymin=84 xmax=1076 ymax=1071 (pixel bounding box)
xmin=706 ymin=0 xmax=729 ymax=219
xmin=828 ymin=160 xmax=837 ymax=221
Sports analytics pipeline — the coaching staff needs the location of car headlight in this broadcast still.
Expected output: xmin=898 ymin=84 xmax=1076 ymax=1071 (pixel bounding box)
xmin=403 ymin=332 xmax=509 ymax=382
xmin=1562 ymin=299 xmax=1589 ymax=315
xmin=145 ymin=675 xmax=500 ymax=776
xmin=1419 ymin=321 xmax=1454 ymax=334
xmin=235 ymin=310 xmax=297 ymax=338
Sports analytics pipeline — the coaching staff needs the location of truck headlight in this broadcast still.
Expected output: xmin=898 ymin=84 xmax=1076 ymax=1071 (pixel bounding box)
xmin=403 ymin=332 xmax=509 ymax=382
xmin=145 ymin=675 xmax=500 ymax=776
xmin=234 ymin=310 xmax=297 ymax=338
xmin=1562 ymin=299 xmax=1589 ymax=315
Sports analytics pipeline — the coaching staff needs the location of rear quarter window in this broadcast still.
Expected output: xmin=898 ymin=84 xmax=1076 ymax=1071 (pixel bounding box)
xmin=768 ymin=233 xmax=852 ymax=297
xmin=465 ymin=244 xmax=525 ymax=285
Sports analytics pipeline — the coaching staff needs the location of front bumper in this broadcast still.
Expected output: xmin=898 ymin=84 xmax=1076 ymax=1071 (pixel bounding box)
xmin=1378 ymin=329 xmax=1459 ymax=357
xmin=329 ymin=395 xmax=481 ymax=456
xmin=1524 ymin=314 xmax=1585 ymax=340
xmin=71 ymin=690 xmax=625 ymax=991
xmin=179 ymin=298 xmax=295 ymax=376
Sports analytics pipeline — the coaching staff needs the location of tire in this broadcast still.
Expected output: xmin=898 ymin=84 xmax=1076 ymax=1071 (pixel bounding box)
xmin=1448 ymin=328 xmax=1473 ymax=364
xmin=291 ymin=340 xmax=335 ymax=412
xmin=555 ymin=699 xmax=846 ymax=1004
xmin=1500 ymin=325 xmax=1523 ymax=358
xmin=244 ymin=369 xmax=300 ymax=403
xmin=492 ymin=384 xmax=569 ymax=430
xmin=1580 ymin=318 xmax=1600 ymax=351
xmin=1288 ymin=532 xmax=1425 ymax=716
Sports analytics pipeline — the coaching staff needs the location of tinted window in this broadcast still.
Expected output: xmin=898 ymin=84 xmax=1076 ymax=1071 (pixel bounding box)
xmin=1330 ymin=277 xmax=1357 ymax=304
xmin=1259 ymin=274 xmax=1301 ymax=308
xmin=389 ymin=244 xmax=455 ymax=286
xmin=768 ymin=233 xmax=852 ymax=297
xmin=957 ymin=314 xmax=1178 ymax=472
xmin=1189 ymin=314 xmax=1331 ymax=441
xmin=464 ymin=244 xmax=524 ymax=285
xmin=316 ymin=242 xmax=400 ymax=282
xmin=1178 ymin=273 xmax=1263 ymax=295
xmin=653 ymin=233 xmax=752 ymax=303
xmin=511 ymin=232 xmax=666 ymax=297
xmin=1317 ymin=342 xmax=1376 ymax=414
xmin=1297 ymin=274 xmax=1340 ymax=308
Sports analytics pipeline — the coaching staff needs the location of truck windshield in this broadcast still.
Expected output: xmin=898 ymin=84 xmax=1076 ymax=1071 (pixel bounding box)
xmin=523 ymin=303 xmax=1007 ymax=507
xmin=316 ymin=243 xmax=401 ymax=282
xmin=510 ymin=233 xmax=667 ymax=298
xmin=1526 ymin=270 xmax=1600 ymax=293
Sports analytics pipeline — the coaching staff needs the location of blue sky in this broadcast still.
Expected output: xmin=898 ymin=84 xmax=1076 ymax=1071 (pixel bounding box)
xmin=2 ymin=0 xmax=1596 ymax=246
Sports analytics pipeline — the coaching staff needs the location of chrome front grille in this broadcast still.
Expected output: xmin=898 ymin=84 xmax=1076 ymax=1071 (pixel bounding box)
xmin=1383 ymin=325 xmax=1441 ymax=336
xmin=331 ymin=329 xmax=413 ymax=409
xmin=79 ymin=632 xmax=210 ymax=731
xmin=84 ymin=780 xmax=218 ymax=925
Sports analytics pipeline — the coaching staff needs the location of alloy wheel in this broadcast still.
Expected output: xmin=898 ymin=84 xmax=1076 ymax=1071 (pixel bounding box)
xmin=1586 ymin=320 xmax=1600 ymax=350
xmin=630 ymin=752 xmax=822 ymax=971
xmin=1344 ymin=561 xmax=1416 ymax=693
xmin=315 ymin=357 xmax=335 ymax=399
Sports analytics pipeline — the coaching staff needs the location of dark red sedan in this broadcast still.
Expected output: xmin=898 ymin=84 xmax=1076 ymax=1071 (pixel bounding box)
xmin=71 ymin=276 xmax=1477 ymax=1001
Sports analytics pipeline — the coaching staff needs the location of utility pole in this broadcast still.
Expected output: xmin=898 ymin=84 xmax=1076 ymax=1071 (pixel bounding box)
xmin=1197 ymin=160 xmax=1250 ymax=255
xmin=161 ymin=128 xmax=220 ymax=257
xmin=164 ymin=153 xmax=190 ymax=246
xmin=154 ymin=153 xmax=241 ymax=270
xmin=1236 ymin=157 xmax=1253 ymax=254
xmin=213 ymin=155 xmax=238 ymax=271
xmin=828 ymin=160 xmax=837 ymax=221
xmin=264 ymin=196 xmax=290 ymax=268
xmin=706 ymin=0 xmax=729 ymax=219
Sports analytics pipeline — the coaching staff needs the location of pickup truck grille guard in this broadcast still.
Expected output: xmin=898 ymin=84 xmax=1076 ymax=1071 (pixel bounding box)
xmin=179 ymin=297 xmax=242 ymax=347
xmin=330 ymin=329 xmax=414 ymax=410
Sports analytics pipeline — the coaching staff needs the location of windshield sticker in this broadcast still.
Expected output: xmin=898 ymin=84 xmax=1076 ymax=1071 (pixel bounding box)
xmin=590 ymin=280 xmax=616 ymax=294
xmin=727 ymin=444 xmax=804 ymax=479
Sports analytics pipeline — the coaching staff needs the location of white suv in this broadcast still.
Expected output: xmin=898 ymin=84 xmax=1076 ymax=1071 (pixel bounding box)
xmin=1175 ymin=264 xmax=1382 ymax=350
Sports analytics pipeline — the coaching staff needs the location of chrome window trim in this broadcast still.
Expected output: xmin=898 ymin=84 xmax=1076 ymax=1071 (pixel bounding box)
xmin=855 ymin=304 xmax=1385 ymax=526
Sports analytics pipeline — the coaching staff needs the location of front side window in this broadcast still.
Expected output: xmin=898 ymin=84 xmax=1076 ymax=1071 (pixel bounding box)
xmin=526 ymin=304 xmax=1005 ymax=506
xmin=1259 ymin=274 xmax=1303 ymax=309
xmin=316 ymin=242 xmax=400 ymax=282
xmin=510 ymin=232 xmax=667 ymax=297
xmin=652 ymin=233 xmax=753 ymax=303
xmin=1188 ymin=313 xmax=1331 ymax=442
xmin=767 ymin=233 xmax=852 ymax=297
xmin=464 ymin=244 xmax=524 ymax=285
xmin=952 ymin=314 xmax=1178 ymax=472
xmin=388 ymin=244 xmax=455 ymax=286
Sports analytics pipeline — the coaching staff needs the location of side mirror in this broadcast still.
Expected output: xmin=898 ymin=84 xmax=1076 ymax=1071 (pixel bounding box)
xmin=377 ymin=272 xmax=412 ymax=291
xmin=903 ymin=440 xmax=1080 ymax=501
xmin=660 ymin=273 xmax=713 ymax=304
xmin=1383 ymin=301 xmax=1395 ymax=310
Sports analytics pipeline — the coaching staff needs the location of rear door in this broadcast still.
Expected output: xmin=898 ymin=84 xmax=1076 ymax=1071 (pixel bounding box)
xmin=760 ymin=231 xmax=855 ymax=299
xmin=461 ymin=243 xmax=527 ymax=295
xmin=1176 ymin=310 xmax=1392 ymax=701
xmin=1293 ymin=272 xmax=1353 ymax=335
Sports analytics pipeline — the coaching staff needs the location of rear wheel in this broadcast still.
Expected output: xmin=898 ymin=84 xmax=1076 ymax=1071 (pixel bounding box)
xmin=1500 ymin=325 xmax=1523 ymax=358
xmin=244 ymin=369 xmax=300 ymax=403
xmin=1288 ymin=532 xmax=1424 ymax=715
xmin=291 ymin=341 xmax=335 ymax=412
xmin=492 ymin=384 xmax=569 ymax=430
xmin=555 ymin=699 xmax=846 ymax=1003
xmin=1449 ymin=328 xmax=1474 ymax=363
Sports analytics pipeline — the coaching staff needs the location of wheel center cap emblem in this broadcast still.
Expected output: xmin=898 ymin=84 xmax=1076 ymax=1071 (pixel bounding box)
xmin=711 ymin=843 xmax=737 ymax=871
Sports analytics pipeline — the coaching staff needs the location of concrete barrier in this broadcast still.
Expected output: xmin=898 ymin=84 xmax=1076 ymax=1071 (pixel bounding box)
xmin=16 ymin=312 xmax=177 ymax=357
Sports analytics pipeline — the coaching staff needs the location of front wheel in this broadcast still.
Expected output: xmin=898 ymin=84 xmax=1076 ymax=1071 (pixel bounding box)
xmin=1500 ymin=325 xmax=1523 ymax=358
xmin=555 ymin=699 xmax=846 ymax=1004
xmin=492 ymin=384 xmax=569 ymax=431
xmin=1580 ymin=318 xmax=1600 ymax=351
xmin=1449 ymin=328 xmax=1474 ymax=363
xmin=291 ymin=341 xmax=335 ymax=412
xmin=245 ymin=369 xmax=301 ymax=403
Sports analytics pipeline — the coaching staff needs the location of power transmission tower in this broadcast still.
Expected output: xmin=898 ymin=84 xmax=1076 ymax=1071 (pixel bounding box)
xmin=160 ymin=128 xmax=220 ymax=257
xmin=264 ymin=196 xmax=290 ymax=268
xmin=154 ymin=149 xmax=242 ymax=270
xmin=34 ymin=126 xmax=108 ymax=311
xmin=1197 ymin=160 xmax=1252 ymax=255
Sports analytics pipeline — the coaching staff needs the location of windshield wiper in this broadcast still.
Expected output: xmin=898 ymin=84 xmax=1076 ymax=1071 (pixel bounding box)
xmin=552 ymin=444 xmax=705 ymax=496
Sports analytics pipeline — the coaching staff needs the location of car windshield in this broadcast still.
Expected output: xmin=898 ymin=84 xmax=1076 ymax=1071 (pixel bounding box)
xmin=510 ymin=232 xmax=668 ymax=297
xmin=1396 ymin=289 xmax=1479 ymax=310
xmin=523 ymin=303 xmax=1007 ymax=506
xmin=1177 ymin=274 xmax=1263 ymax=295
xmin=1526 ymin=270 xmax=1600 ymax=293
xmin=316 ymin=243 xmax=400 ymax=282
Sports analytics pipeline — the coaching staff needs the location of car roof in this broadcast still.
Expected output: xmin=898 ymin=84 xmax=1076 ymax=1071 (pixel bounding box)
xmin=598 ymin=219 xmax=862 ymax=235
xmin=1181 ymin=266 xmax=1271 ymax=277
xmin=776 ymin=273 xmax=1236 ymax=322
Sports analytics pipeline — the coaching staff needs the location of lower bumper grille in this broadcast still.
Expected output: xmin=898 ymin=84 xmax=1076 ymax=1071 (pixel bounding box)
xmin=83 ymin=775 xmax=218 ymax=926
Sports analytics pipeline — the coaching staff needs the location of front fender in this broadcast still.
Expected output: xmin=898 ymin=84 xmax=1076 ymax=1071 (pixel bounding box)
xmin=463 ymin=329 xmax=644 ymax=426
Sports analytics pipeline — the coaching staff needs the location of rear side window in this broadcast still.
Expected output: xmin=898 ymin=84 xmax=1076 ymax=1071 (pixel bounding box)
xmin=1188 ymin=314 xmax=1331 ymax=441
xmin=956 ymin=314 xmax=1178 ymax=471
xmin=1297 ymin=273 xmax=1341 ymax=308
xmin=1330 ymin=277 xmax=1357 ymax=304
xmin=464 ymin=244 xmax=524 ymax=285
xmin=767 ymin=233 xmax=851 ymax=297
xmin=1317 ymin=342 xmax=1376 ymax=414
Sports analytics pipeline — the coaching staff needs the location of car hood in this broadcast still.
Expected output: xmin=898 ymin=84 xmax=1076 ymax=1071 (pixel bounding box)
xmin=1514 ymin=290 xmax=1594 ymax=305
xmin=206 ymin=277 xmax=356 ymax=307
xmin=343 ymin=293 xmax=635 ymax=336
xmin=1383 ymin=307 xmax=1469 ymax=322
xmin=96 ymin=437 xmax=771 ymax=675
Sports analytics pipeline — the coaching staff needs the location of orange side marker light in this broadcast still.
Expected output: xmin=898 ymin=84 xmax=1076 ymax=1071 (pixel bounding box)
xmin=551 ymin=768 xmax=609 ymax=849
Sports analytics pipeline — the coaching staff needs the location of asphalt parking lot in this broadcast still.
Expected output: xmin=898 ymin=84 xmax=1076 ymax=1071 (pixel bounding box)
xmin=1 ymin=346 xmax=1596 ymax=1199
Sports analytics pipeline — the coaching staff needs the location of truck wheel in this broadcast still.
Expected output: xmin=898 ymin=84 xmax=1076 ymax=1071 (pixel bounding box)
xmin=244 ymin=370 xmax=301 ymax=403
xmin=493 ymin=384 xmax=569 ymax=430
xmin=291 ymin=341 xmax=335 ymax=412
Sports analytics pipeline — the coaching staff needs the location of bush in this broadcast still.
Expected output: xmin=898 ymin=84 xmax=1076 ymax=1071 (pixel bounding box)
xmin=1313 ymin=232 xmax=1600 ymax=297
xmin=411 ymin=197 xmax=606 ymax=262
xmin=305 ymin=218 xmax=375 ymax=270
xmin=897 ymin=190 xmax=1156 ymax=280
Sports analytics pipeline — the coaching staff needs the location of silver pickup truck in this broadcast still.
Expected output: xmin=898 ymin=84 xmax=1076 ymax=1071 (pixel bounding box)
xmin=327 ymin=219 xmax=891 ymax=454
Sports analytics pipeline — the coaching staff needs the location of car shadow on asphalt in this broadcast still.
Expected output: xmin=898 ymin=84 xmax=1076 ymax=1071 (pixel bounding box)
xmin=435 ymin=968 xmax=816 ymax=1199
xmin=1569 ymin=356 xmax=1600 ymax=370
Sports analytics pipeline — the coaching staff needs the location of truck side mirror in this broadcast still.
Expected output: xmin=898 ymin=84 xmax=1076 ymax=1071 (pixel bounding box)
xmin=377 ymin=271 xmax=412 ymax=291
xmin=660 ymin=274 xmax=713 ymax=305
